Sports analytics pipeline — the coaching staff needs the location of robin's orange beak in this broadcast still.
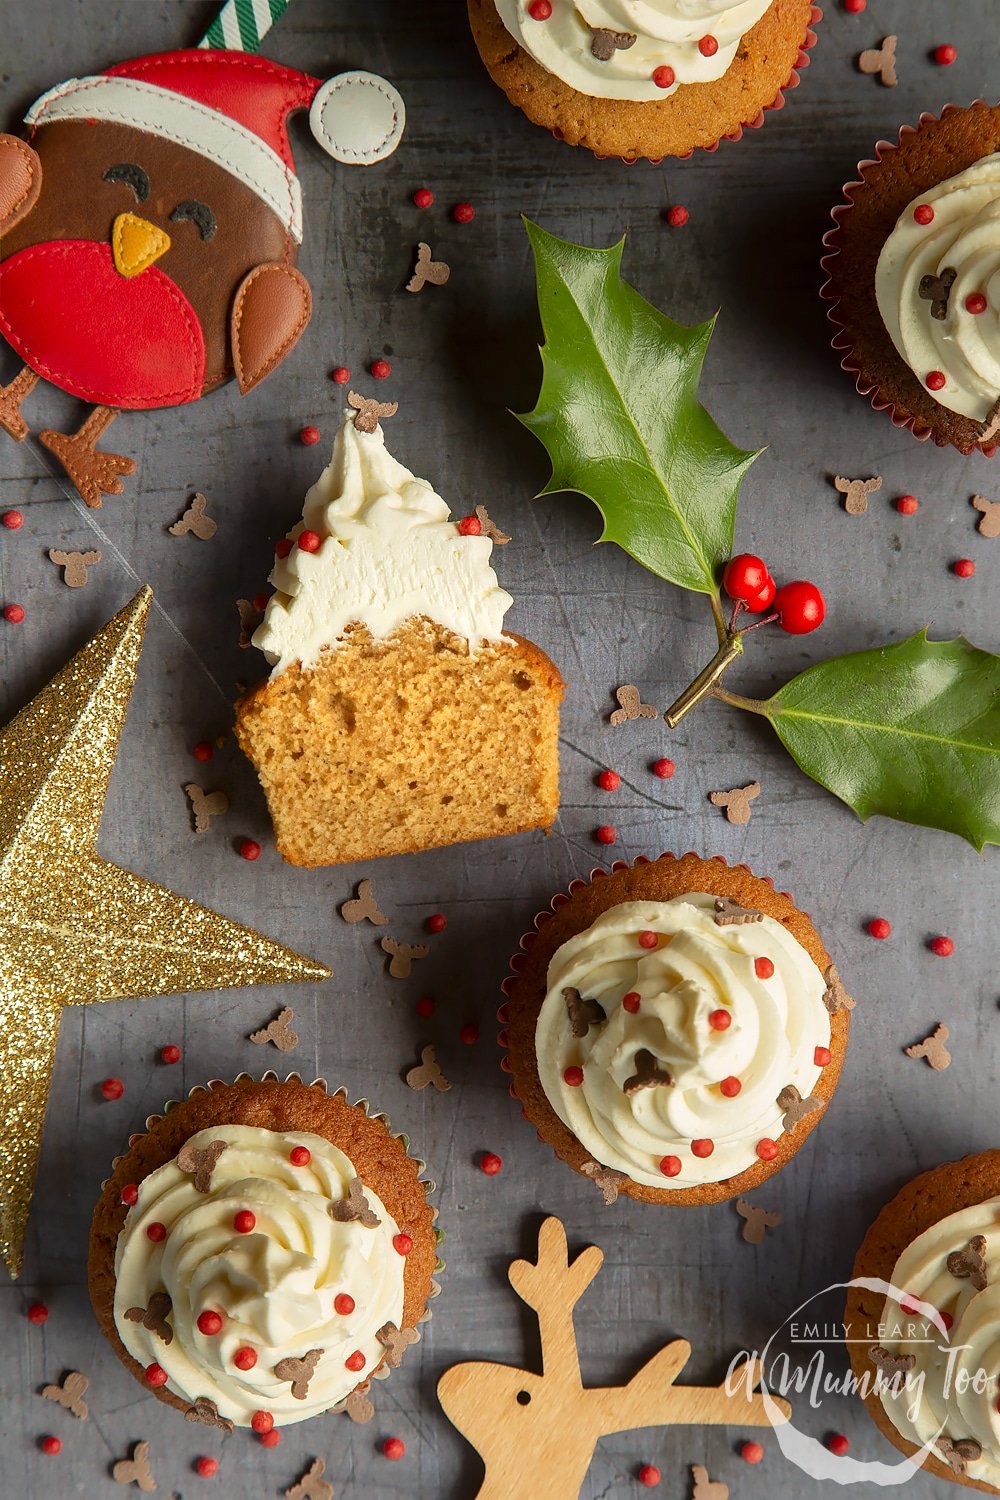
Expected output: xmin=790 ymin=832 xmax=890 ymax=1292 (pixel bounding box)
xmin=111 ymin=212 xmax=171 ymax=278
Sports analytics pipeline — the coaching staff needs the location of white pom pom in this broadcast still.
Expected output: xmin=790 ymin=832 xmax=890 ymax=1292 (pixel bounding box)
xmin=309 ymin=71 xmax=405 ymax=167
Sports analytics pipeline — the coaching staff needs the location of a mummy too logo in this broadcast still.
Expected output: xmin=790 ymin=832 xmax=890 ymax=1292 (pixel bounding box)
xmin=726 ymin=1278 xmax=992 ymax=1486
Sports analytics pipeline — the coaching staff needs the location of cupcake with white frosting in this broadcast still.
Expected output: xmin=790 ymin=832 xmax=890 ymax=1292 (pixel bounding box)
xmin=88 ymin=1075 xmax=440 ymax=1432
xmin=846 ymin=1153 xmax=1000 ymax=1493
xmin=501 ymin=854 xmax=850 ymax=1204
xmin=823 ymin=103 xmax=1000 ymax=455
xmin=467 ymin=0 xmax=820 ymax=161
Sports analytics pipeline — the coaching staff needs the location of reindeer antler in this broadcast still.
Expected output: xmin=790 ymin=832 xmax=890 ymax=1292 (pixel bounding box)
xmin=508 ymin=1217 xmax=602 ymax=1379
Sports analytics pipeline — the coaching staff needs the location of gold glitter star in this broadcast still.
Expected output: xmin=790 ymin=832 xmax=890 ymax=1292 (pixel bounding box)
xmin=0 ymin=588 xmax=330 ymax=1276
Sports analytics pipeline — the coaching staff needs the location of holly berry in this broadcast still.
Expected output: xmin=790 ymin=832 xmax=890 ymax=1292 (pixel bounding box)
xmin=720 ymin=1076 xmax=742 ymax=1097
xmin=160 ymin=1044 xmax=181 ymax=1065
xmin=744 ymin=574 xmax=776 ymax=612
xmin=814 ymin=1046 xmax=832 ymax=1067
xmin=913 ymin=204 xmax=934 ymax=225
xmin=345 ymin=1350 xmax=366 ymax=1372
xmin=233 ymin=1346 xmax=257 ymax=1371
xmin=698 ymin=34 xmax=719 ymax=56
xmin=933 ymin=43 xmax=957 ymax=66
xmin=193 ymin=740 xmax=213 ymax=762
xmin=275 ymin=538 xmax=293 ymax=558
xmin=665 ymin=204 xmax=689 ymax=228
xmin=100 ymin=1076 xmax=124 ymax=1100
xmin=259 ymin=1429 xmax=281 ymax=1448
xmin=708 ymin=1008 xmax=731 ymax=1031
xmin=844 ymin=0 xmax=866 ymax=11
xmin=413 ymin=187 xmax=434 ymax=208
xmin=146 ymin=1222 xmax=167 ymax=1243
xmin=460 ymin=1023 xmax=479 ymax=1045
xmin=691 ymin=1138 xmax=715 ymax=1158
xmin=597 ymin=769 xmax=620 ymax=792
xmin=756 ymin=1138 xmax=779 ymax=1162
xmin=297 ymin=529 xmax=322 ymax=552
xmin=383 ymin=1438 xmax=406 ymax=1461
xmin=416 ymin=996 xmax=435 ymax=1018
xmin=528 ymin=0 xmax=552 ymax=16
xmin=479 ymin=1151 xmax=503 ymax=1176
xmin=195 ymin=1456 xmax=219 ymax=1478
xmin=452 ymin=202 xmax=475 ymax=224
xmin=638 ymin=930 xmax=659 ymax=950
xmin=773 ymin=580 xmax=825 ymax=634
xmin=966 ymin=292 xmax=988 ymax=315
xmin=722 ymin=553 xmax=769 ymax=603
xmin=1 ymin=509 xmax=24 ymax=529
xmin=622 ymin=992 xmax=641 ymax=1013
xmin=828 ymin=1433 xmax=850 ymax=1457
xmin=926 ymin=370 xmax=947 ymax=391
xmin=652 ymin=65 xmax=675 ymax=88
xmin=457 ymin=514 xmax=482 ymax=536
xmin=953 ymin=558 xmax=975 ymax=579
xmin=868 ymin=916 xmax=891 ymax=939
xmin=3 ymin=603 xmax=25 ymax=623
xmin=651 ymin=758 xmax=675 ymax=779
xmin=370 ymin=358 xmax=391 ymax=380
xmin=332 ymin=366 xmax=350 ymax=384
xmin=929 ymin=935 xmax=955 ymax=957
xmin=638 ymin=1464 xmax=661 ymax=1487
xmin=121 ymin=1184 xmax=139 ymax=1207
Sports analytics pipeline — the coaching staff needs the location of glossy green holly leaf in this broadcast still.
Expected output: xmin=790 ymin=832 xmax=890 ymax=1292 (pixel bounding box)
xmin=755 ymin=631 xmax=1000 ymax=851
xmin=519 ymin=219 xmax=761 ymax=599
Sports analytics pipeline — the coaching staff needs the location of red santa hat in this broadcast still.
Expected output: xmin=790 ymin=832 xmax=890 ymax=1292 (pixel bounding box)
xmin=23 ymin=48 xmax=405 ymax=243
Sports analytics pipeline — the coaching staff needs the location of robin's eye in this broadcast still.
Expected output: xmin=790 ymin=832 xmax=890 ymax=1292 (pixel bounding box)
xmin=170 ymin=200 xmax=216 ymax=242
xmin=103 ymin=163 xmax=150 ymax=202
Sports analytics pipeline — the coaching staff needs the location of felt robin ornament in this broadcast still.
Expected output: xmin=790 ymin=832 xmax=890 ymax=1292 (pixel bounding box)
xmin=0 ymin=49 xmax=404 ymax=505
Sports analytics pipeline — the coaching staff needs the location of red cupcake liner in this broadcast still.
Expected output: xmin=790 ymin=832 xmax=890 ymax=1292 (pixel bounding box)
xmin=820 ymin=102 xmax=999 ymax=457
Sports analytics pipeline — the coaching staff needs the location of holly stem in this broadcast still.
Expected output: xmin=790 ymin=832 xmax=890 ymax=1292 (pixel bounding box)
xmin=664 ymin=635 xmax=743 ymax=727
xmin=709 ymin=590 xmax=728 ymax=645
xmin=710 ymin=683 xmax=768 ymax=715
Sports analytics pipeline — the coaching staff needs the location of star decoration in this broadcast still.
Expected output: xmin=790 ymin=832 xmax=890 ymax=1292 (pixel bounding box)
xmin=0 ymin=588 xmax=329 ymax=1276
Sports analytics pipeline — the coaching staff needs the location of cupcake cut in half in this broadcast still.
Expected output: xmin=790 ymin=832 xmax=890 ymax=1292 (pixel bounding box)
xmin=88 ymin=1076 xmax=440 ymax=1429
xmin=846 ymin=1153 xmax=1000 ymax=1494
xmin=823 ymin=103 xmax=1000 ymax=455
xmin=235 ymin=407 xmax=564 ymax=867
xmin=502 ymin=854 xmax=850 ymax=1204
xmin=468 ymin=0 xmax=820 ymax=161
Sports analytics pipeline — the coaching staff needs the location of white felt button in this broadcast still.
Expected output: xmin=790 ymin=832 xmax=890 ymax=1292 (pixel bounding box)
xmin=310 ymin=72 xmax=405 ymax=166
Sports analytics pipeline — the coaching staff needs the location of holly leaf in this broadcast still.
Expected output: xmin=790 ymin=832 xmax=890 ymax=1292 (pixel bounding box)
xmin=755 ymin=631 xmax=1000 ymax=851
xmin=518 ymin=219 xmax=761 ymax=598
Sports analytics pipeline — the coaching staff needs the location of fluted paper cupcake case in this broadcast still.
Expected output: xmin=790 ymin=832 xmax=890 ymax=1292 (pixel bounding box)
xmin=498 ymin=852 xmax=849 ymax=1206
xmin=820 ymin=102 xmax=1000 ymax=457
xmin=103 ymin=1071 xmax=443 ymax=1426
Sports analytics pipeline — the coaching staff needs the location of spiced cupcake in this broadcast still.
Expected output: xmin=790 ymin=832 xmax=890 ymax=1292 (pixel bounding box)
xmin=467 ymin=0 xmax=821 ymax=161
xmin=88 ymin=1075 xmax=440 ymax=1431
xmin=501 ymin=854 xmax=850 ymax=1204
xmin=845 ymin=1153 xmax=1000 ymax=1493
xmin=822 ymin=103 xmax=1000 ymax=455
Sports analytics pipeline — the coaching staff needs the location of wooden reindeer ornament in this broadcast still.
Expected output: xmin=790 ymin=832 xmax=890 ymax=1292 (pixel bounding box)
xmin=437 ymin=1217 xmax=789 ymax=1500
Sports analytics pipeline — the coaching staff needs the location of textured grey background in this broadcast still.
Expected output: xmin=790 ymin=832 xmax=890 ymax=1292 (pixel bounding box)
xmin=2 ymin=2 xmax=999 ymax=1496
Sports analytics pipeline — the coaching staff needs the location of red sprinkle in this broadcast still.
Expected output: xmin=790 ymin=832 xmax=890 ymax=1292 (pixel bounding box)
xmin=289 ymin=1146 xmax=311 ymax=1166
xmin=933 ymin=43 xmax=957 ymax=66
xmin=479 ymin=1151 xmax=503 ymax=1176
xmin=929 ymin=934 xmax=955 ymax=957
xmin=741 ymin=1441 xmax=765 ymax=1465
xmin=416 ymin=996 xmax=436 ymax=1019
xmin=27 ymin=1302 xmax=49 ymax=1324
xmin=239 ymin=838 xmax=262 ymax=862
xmin=40 ymin=1435 xmax=62 ymax=1456
xmin=100 ymin=1077 xmax=124 ymax=1101
xmin=913 ymin=203 xmax=934 ymax=225
xmin=121 ymin=1184 xmax=139 ymax=1207
xmin=597 ymin=769 xmax=620 ymax=792
xmin=638 ymin=930 xmax=659 ymax=950
xmin=828 ymin=1434 xmax=850 ymax=1457
xmin=698 ymin=34 xmax=719 ymax=56
xmin=193 ymin=740 xmax=213 ymax=763
xmin=197 ymin=1310 xmax=223 ymax=1336
xmin=383 ymin=1438 xmax=406 ymax=1461
xmin=528 ymin=0 xmax=552 ymax=16
xmin=953 ymin=558 xmax=975 ymax=578
xmin=259 ymin=1429 xmax=281 ymax=1448
xmin=665 ymin=204 xmax=689 ymax=228
xmin=251 ymin=1411 xmax=274 ymax=1435
xmin=638 ymin=1464 xmax=661 ymax=1488
xmin=926 ymin=370 xmax=946 ymax=391
xmin=4 ymin=603 xmax=25 ymax=624
xmin=941 ymin=1310 xmax=954 ymax=1331
xmin=426 ymin=913 xmax=447 ymax=934
xmin=297 ymin=529 xmax=322 ymax=552
xmin=652 ymin=758 xmax=675 ymax=779
xmin=452 ymin=202 xmax=475 ymax=224
xmin=145 ymin=1362 xmax=168 ymax=1387
xmin=413 ymin=187 xmax=434 ymax=208
xmin=370 ymin=358 xmax=392 ymax=380
xmin=844 ymin=0 xmax=866 ymax=11
xmin=896 ymin=494 xmax=919 ymax=515
xmin=146 ymin=1222 xmax=167 ymax=1243
xmin=708 ymin=1009 xmax=731 ymax=1032
xmin=720 ymin=1076 xmax=742 ymax=1098
xmin=457 ymin=514 xmax=482 ymax=536
xmin=595 ymin=825 xmax=617 ymax=846
xmin=345 ymin=1350 xmax=366 ymax=1372
xmin=756 ymin=1138 xmax=779 ymax=1162
xmin=867 ymin=916 xmax=891 ymax=940
xmin=299 ymin=425 xmax=321 ymax=446
xmin=275 ymin=537 xmax=293 ymax=558
xmin=691 ymin=1138 xmax=715 ymax=1159
xmin=233 ymin=1346 xmax=257 ymax=1371
xmin=563 ymin=1065 xmax=584 ymax=1088
xmin=334 ymin=1293 xmax=356 ymax=1316
xmin=659 ymin=1155 xmax=682 ymax=1178
xmin=754 ymin=956 xmax=775 ymax=980
xmin=652 ymin=65 xmax=675 ymax=88
xmin=195 ymin=1457 xmax=219 ymax=1479
xmin=460 ymin=1023 xmax=479 ymax=1045
xmin=393 ymin=1233 xmax=413 ymax=1256
xmin=622 ymin=991 xmax=641 ymax=1013
xmin=332 ymin=366 xmax=351 ymax=385
xmin=966 ymin=292 xmax=988 ymax=315
xmin=234 ymin=1210 xmax=256 ymax=1234
xmin=1 ymin=509 xmax=24 ymax=530
xmin=160 ymin=1044 xmax=181 ymax=1065
xmin=814 ymin=1046 xmax=832 ymax=1067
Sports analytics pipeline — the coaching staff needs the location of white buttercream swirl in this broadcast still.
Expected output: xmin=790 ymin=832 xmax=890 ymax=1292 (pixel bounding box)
xmin=535 ymin=894 xmax=830 ymax=1188
xmin=113 ymin=1126 xmax=406 ymax=1426
xmin=876 ymin=1197 xmax=1000 ymax=1489
xmin=875 ymin=152 xmax=1000 ymax=421
xmin=253 ymin=411 xmax=513 ymax=676
xmin=494 ymin=0 xmax=775 ymax=101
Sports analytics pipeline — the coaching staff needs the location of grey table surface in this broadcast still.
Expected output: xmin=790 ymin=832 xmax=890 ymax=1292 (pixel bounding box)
xmin=2 ymin=1 xmax=999 ymax=1497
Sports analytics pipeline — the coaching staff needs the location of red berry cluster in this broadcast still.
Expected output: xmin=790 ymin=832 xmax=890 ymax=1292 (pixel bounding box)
xmin=722 ymin=554 xmax=825 ymax=634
